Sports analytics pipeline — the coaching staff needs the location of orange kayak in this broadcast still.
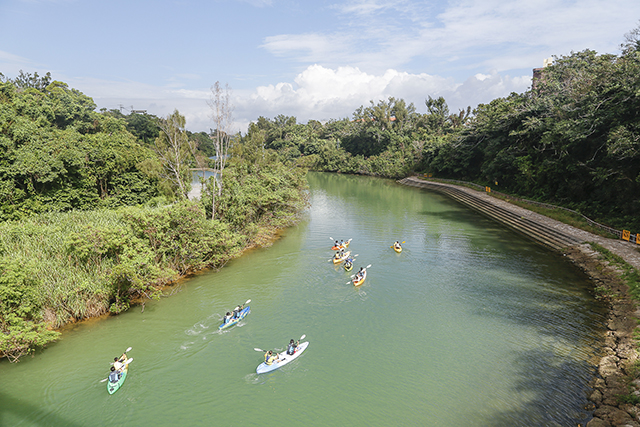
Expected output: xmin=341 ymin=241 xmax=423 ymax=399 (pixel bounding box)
xmin=331 ymin=239 xmax=352 ymax=250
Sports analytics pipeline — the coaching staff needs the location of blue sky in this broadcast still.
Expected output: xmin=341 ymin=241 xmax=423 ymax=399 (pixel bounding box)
xmin=1 ymin=0 xmax=638 ymax=133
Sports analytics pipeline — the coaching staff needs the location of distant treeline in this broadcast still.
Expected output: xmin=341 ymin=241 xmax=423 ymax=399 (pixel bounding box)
xmin=243 ymin=29 xmax=640 ymax=231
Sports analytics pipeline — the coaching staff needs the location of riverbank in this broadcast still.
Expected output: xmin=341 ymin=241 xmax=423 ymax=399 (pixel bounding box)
xmin=398 ymin=176 xmax=640 ymax=427
xmin=0 ymin=161 xmax=309 ymax=362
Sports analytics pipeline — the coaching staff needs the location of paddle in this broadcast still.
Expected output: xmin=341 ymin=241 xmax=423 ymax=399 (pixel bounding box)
xmin=254 ymin=334 xmax=306 ymax=354
xmin=108 ymin=346 xmax=133 ymax=365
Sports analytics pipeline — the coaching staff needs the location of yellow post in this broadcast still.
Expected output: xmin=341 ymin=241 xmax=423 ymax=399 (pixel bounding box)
xmin=485 ymin=186 xmax=491 ymax=193
xmin=636 ymin=234 xmax=640 ymax=245
xmin=622 ymin=230 xmax=630 ymax=241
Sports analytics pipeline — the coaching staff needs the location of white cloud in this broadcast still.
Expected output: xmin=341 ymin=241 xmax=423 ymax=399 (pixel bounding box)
xmin=85 ymin=65 xmax=530 ymax=134
xmin=263 ymin=0 xmax=639 ymax=76
xmin=232 ymin=65 xmax=530 ymax=129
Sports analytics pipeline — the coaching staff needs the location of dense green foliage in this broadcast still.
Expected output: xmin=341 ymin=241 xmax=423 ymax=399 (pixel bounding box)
xmin=246 ymin=30 xmax=640 ymax=231
xmin=0 ymin=75 xmax=162 ymax=220
xmin=425 ymin=46 xmax=640 ymax=230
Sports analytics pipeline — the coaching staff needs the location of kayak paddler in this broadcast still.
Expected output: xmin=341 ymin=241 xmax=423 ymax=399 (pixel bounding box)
xmin=232 ymin=303 xmax=244 ymax=319
xmin=113 ymin=352 xmax=127 ymax=371
xmin=264 ymin=350 xmax=280 ymax=365
xmin=394 ymin=241 xmax=401 ymax=250
xmin=286 ymin=339 xmax=299 ymax=355
xmin=223 ymin=311 xmax=232 ymax=324
xmin=108 ymin=366 xmax=121 ymax=382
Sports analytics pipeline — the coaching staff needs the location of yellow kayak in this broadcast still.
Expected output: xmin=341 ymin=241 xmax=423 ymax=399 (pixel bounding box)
xmin=333 ymin=251 xmax=351 ymax=264
xmin=352 ymin=269 xmax=367 ymax=286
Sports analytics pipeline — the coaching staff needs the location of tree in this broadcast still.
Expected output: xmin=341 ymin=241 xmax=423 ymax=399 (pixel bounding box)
xmin=154 ymin=109 xmax=194 ymax=199
xmin=9 ymin=70 xmax=52 ymax=91
xmin=207 ymin=81 xmax=234 ymax=219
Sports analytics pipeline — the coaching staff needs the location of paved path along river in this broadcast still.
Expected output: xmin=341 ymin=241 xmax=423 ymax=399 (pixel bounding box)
xmin=399 ymin=176 xmax=640 ymax=270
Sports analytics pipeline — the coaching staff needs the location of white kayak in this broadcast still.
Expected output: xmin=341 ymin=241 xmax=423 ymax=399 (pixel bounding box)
xmin=256 ymin=342 xmax=310 ymax=374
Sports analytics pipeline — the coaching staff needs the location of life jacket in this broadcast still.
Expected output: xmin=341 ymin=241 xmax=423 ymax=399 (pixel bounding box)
xmin=287 ymin=344 xmax=296 ymax=355
xmin=265 ymin=354 xmax=276 ymax=365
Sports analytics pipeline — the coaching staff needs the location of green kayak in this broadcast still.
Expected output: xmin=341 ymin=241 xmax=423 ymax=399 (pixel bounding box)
xmin=107 ymin=358 xmax=132 ymax=394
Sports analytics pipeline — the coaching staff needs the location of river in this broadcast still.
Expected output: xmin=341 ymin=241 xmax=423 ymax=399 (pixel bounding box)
xmin=0 ymin=172 xmax=606 ymax=426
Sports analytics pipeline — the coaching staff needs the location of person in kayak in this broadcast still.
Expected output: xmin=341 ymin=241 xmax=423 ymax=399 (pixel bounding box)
xmin=264 ymin=350 xmax=280 ymax=365
xmin=344 ymin=258 xmax=353 ymax=270
xmin=355 ymin=267 xmax=365 ymax=281
xmin=232 ymin=303 xmax=245 ymax=319
xmin=394 ymin=241 xmax=402 ymax=250
xmin=113 ymin=352 xmax=127 ymax=371
xmin=223 ymin=311 xmax=232 ymax=324
xmin=334 ymin=251 xmax=342 ymax=260
xmin=108 ymin=366 xmax=121 ymax=382
xmin=286 ymin=339 xmax=299 ymax=355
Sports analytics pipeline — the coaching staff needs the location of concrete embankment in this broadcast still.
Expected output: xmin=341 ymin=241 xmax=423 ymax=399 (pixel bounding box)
xmin=398 ymin=176 xmax=640 ymax=427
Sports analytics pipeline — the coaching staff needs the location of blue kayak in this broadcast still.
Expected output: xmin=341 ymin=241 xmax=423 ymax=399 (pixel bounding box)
xmin=219 ymin=306 xmax=250 ymax=329
xmin=256 ymin=342 xmax=309 ymax=374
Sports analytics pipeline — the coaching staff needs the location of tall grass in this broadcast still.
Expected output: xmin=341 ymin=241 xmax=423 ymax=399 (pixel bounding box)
xmin=0 ymin=209 xmax=124 ymax=326
xmin=589 ymin=242 xmax=640 ymax=300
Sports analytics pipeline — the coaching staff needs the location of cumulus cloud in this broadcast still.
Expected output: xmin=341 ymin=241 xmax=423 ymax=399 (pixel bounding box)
xmin=231 ymin=65 xmax=530 ymax=130
xmin=84 ymin=65 xmax=530 ymax=133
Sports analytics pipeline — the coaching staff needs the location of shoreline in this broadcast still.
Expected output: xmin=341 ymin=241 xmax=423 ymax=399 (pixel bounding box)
xmin=397 ymin=177 xmax=640 ymax=427
xmin=563 ymin=245 xmax=639 ymax=427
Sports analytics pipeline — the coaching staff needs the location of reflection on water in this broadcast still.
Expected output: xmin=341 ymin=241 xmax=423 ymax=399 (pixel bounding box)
xmin=0 ymin=172 xmax=606 ymax=427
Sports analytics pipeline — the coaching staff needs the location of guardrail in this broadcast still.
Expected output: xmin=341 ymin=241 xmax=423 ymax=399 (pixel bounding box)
xmin=419 ymin=176 xmax=639 ymax=245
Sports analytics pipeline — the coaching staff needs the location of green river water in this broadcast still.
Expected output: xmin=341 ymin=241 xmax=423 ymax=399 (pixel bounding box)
xmin=0 ymin=172 xmax=606 ymax=426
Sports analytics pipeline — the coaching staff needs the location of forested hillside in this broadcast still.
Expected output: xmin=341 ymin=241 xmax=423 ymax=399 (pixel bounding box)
xmin=0 ymin=73 xmax=162 ymax=220
xmin=245 ymin=30 xmax=640 ymax=231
